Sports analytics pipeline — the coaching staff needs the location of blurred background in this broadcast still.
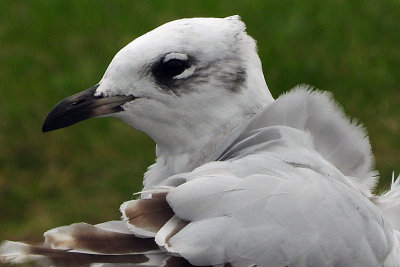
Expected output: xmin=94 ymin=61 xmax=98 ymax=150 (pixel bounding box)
xmin=0 ymin=0 xmax=399 ymax=242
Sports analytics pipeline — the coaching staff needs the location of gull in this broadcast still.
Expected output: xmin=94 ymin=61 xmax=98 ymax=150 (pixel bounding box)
xmin=1 ymin=15 xmax=400 ymax=267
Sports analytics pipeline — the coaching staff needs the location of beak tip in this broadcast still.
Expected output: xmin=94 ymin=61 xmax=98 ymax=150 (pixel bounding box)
xmin=42 ymin=115 xmax=52 ymax=133
xmin=42 ymin=106 xmax=63 ymax=133
xmin=42 ymin=123 xmax=51 ymax=133
xmin=41 ymin=117 xmax=59 ymax=133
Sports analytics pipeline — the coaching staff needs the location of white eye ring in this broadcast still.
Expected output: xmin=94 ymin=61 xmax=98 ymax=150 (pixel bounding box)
xmin=163 ymin=52 xmax=188 ymax=62
xmin=163 ymin=53 xmax=196 ymax=79
xmin=173 ymin=65 xmax=196 ymax=79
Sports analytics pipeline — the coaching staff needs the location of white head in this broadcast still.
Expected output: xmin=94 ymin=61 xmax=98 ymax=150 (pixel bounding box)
xmin=42 ymin=16 xmax=274 ymax=183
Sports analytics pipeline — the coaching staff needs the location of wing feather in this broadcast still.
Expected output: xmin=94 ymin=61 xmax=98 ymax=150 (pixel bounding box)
xmin=0 ymin=241 xmax=164 ymax=266
xmin=121 ymin=192 xmax=174 ymax=237
xmin=44 ymin=223 xmax=159 ymax=254
xmin=166 ymin=164 xmax=394 ymax=266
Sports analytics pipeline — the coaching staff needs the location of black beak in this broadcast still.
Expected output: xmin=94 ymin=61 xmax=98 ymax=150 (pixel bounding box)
xmin=42 ymin=84 xmax=136 ymax=132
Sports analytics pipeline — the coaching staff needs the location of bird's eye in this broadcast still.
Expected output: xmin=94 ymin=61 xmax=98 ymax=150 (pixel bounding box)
xmin=152 ymin=53 xmax=195 ymax=88
xmin=162 ymin=59 xmax=188 ymax=78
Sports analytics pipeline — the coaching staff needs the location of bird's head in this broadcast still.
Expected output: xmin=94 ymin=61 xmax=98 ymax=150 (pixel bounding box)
xmin=43 ymin=16 xmax=273 ymax=163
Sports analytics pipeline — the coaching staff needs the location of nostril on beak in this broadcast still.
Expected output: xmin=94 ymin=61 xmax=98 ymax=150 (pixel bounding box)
xmin=67 ymin=99 xmax=88 ymax=111
xmin=71 ymin=99 xmax=86 ymax=106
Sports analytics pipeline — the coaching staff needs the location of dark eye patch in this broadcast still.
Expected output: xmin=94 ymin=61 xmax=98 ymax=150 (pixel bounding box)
xmin=152 ymin=56 xmax=190 ymax=87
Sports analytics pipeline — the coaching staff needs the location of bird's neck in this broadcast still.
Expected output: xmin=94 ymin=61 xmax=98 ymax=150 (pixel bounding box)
xmin=142 ymin=97 xmax=274 ymax=190
xmin=142 ymin=110 xmax=258 ymax=190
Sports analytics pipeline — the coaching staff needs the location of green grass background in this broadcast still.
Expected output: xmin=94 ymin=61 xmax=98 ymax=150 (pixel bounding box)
xmin=0 ymin=0 xmax=399 ymax=242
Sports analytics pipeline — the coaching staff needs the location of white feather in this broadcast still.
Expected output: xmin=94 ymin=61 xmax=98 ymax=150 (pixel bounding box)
xmin=373 ymin=174 xmax=400 ymax=231
xmin=0 ymin=241 xmax=49 ymax=265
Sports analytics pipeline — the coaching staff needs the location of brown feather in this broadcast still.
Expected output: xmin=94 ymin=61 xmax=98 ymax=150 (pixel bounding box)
xmin=123 ymin=193 xmax=175 ymax=233
xmin=151 ymin=191 xmax=169 ymax=200
xmin=45 ymin=223 xmax=159 ymax=254
xmin=29 ymin=245 xmax=150 ymax=266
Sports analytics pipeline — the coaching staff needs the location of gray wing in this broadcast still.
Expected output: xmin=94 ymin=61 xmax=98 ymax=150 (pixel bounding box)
xmin=158 ymin=152 xmax=395 ymax=266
